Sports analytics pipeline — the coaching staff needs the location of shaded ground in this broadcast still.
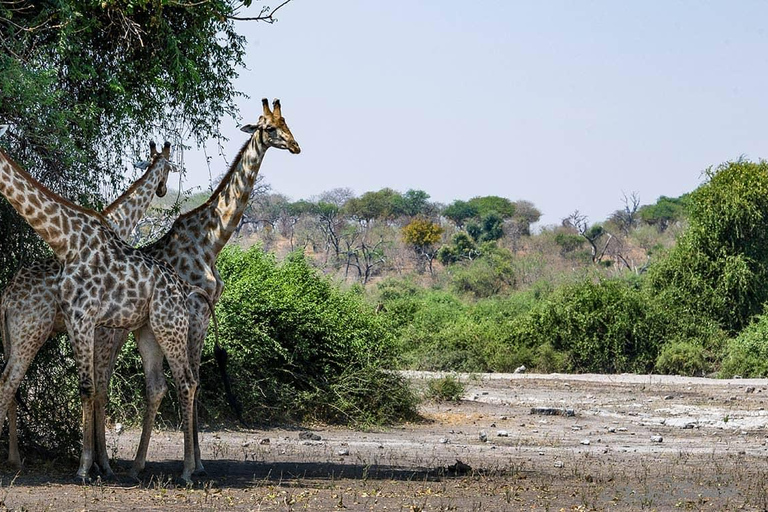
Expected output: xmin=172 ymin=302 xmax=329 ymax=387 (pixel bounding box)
xmin=3 ymin=372 xmax=768 ymax=510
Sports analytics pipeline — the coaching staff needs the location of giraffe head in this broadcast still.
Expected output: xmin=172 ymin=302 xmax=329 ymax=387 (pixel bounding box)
xmin=136 ymin=140 xmax=176 ymax=197
xmin=240 ymin=98 xmax=301 ymax=154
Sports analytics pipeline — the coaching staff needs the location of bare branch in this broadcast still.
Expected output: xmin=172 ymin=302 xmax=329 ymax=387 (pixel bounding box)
xmin=228 ymin=0 xmax=293 ymax=23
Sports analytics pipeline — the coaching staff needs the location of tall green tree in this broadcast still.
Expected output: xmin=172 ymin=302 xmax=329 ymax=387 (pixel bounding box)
xmin=648 ymin=160 xmax=768 ymax=333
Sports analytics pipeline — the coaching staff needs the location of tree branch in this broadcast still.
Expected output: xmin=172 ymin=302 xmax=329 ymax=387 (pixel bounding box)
xmin=228 ymin=0 xmax=292 ymax=23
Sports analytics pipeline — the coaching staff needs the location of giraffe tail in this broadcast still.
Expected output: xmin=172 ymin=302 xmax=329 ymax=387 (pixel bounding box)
xmin=188 ymin=288 xmax=247 ymax=428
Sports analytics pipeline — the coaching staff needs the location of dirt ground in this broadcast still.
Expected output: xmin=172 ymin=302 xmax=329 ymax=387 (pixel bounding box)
xmin=3 ymin=372 xmax=768 ymax=511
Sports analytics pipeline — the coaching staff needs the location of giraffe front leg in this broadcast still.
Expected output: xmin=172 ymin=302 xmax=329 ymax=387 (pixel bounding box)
xmin=128 ymin=327 xmax=167 ymax=481
xmin=93 ymin=328 xmax=129 ymax=481
xmin=65 ymin=320 xmax=97 ymax=483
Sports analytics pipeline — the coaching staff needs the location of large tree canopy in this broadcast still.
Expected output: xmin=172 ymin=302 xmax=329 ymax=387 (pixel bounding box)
xmin=0 ymin=0 xmax=288 ymax=280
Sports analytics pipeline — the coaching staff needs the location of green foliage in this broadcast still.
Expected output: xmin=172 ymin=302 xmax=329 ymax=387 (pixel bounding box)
xmin=194 ymin=245 xmax=417 ymax=426
xmin=638 ymin=195 xmax=689 ymax=231
xmin=648 ymin=160 xmax=768 ymax=333
xmin=436 ymin=232 xmax=480 ymax=264
xmin=721 ymin=314 xmax=768 ymax=378
xmin=449 ymin=244 xmax=516 ymax=298
xmin=467 ymin=196 xmax=516 ymax=218
xmin=424 ymin=375 xmax=465 ymax=402
xmin=507 ymin=277 xmax=724 ymax=374
xmin=655 ymin=341 xmax=708 ymax=377
xmin=443 ymin=200 xmax=478 ymax=227
xmin=344 ymin=188 xmax=403 ymax=222
xmin=554 ymin=232 xmax=586 ymax=254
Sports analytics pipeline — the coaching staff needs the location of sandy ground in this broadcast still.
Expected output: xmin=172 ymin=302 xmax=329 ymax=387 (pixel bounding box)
xmin=3 ymin=372 xmax=768 ymax=510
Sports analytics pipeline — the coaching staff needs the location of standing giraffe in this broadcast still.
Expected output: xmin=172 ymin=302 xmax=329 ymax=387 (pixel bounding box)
xmin=93 ymin=98 xmax=300 ymax=479
xmin=0 ymin=140 xmax=175 ymax=471
xmin=0 ymin=129 xmax=208 ymax=484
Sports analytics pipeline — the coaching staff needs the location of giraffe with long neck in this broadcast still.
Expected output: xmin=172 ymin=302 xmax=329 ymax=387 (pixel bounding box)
xmin=0 ymin=130 xmax=207 ymax=484
xmin=0 ymin=141 xmax=175 ymax=471
xmin=92 ymin=98 xmax=301 ymax=479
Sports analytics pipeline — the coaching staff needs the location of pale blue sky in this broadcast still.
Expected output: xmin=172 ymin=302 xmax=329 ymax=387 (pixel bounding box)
xmin=181 ymin=1 xmax=768 ymax=227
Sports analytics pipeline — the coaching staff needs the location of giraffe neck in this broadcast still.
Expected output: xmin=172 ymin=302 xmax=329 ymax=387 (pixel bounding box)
xmin=179 ymin=134 xmax=267 ymax=261
xmin=101 ymin=157 xmax=167 ymax=240
xmin=0 ymin=147 xmax=98 ymax=261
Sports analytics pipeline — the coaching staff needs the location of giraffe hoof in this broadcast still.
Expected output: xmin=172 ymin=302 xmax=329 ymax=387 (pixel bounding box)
xmin=175 ymin=475 xmax=194 ymax=487
xmin=74 ymin=474 xmax=92 ymax=485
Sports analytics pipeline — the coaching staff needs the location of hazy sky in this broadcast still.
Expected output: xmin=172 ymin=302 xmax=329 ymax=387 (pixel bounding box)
xmin=180 ymin=1 xmax=768 ymax=227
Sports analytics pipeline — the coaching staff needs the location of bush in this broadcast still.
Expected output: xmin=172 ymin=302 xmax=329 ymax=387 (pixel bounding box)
xmin=506 ymin=277 xmax=725 ymax=374
xmin=193 ymin=245 xmax=417 ymax=426
xmin=424 ymin=375 xmax=465 ymax=402
xmin=655 ymin=341 xmax=708 ymax=376
xmin=648 ymin=160 xmax=768 ymax=333
xmin=721 ymin=314 xmax=768 ymax=378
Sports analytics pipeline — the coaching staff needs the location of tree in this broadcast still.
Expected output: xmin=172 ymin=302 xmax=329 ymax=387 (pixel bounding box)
xmin=0 ymin=0 xmax=291 ymax=279
xmin=648 ymin=160 xmax=768 ymax=333
xmin=563 ymin=211 xmax=613 ymax=264
xmin=402 ymin=218 xmax=444 ymax=274
xmin=443 ymin=200 xmax=478 ymax=228
xmin=344 ymin=188 xmax=402 ymax=224
xmin=638 ymin=195 xmax=689 ymax=232
xmin=467 ymin=196 xmax=516 ymax=219
xmin=394 ymin=189 xmax=431 ymax=217
xmin=510 ymin=200 xmax=542 ymax=237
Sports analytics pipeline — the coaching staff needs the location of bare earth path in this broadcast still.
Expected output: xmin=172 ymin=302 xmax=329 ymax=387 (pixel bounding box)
xmin=4 ymin=372 xmax=768 ymax=510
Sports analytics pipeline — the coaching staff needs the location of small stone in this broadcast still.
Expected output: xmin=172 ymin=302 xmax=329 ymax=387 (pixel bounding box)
xmin=617 ymin=427 xmax=628 ymax=432
xmin=651 ymin=435 xmax=663 ymax=443
xmin=538 ymin=451 xmax=545 ymax=456
xmin=114 ymin=423 xmax=123 ymax=435
xmin=337 ymin=449 xmax=349 ymax=456
xmin=734 ymin=375 xmax=743 ymax=379
xmin=490 ymin=423 xmax=496 ymax=428
xmin=439 ymin=438 xmax=449 ymax=444
xmin=478 ymin=431 xmax=488 ymax=443
xmin=497 ymin=430 xmax=509 ymax=437
xmin=682 ymin=424 xmax=695 ymax=430
xmin=580 ymin=439 xmax=590 ymax=446
xmin=746 ymin=387 xmax=756 ymax=394
xmin=608 ymin=427 xmax=616 ymax=433
xmin=572 ymin=425 xmax=582 ymax=431
xmin=241 ymin=441 xmax=250 ymax=448
xmin=664 ymin=395 xmax=673 ymax=400
xmin=554 ymin=461 xmax=564 ymax=468
xmin=514 ymin=365 xmax=527 ymax=374
xmin=500 ymin=416 xmax=508 ymax=420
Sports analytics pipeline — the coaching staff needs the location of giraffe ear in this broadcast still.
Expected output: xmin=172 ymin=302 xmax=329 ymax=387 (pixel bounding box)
xmin=240 ymin=124 xmax=258 ymax=134
xmin=0 ymin=125 xmax=8 ymax=137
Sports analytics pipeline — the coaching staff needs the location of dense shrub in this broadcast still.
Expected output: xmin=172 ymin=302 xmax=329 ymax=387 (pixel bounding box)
xmin=506 ymin=277 xmax=725 ymax=374
xmin=720 ymin=314 xmax=768 ymax=378
xmin=648 ymin=160 xmax=768 ymax=333
xmin=424 ymin=375 xmax=465 ymax=402
xmin=195 ymin=246 xmax=417 ymax=426
xmin=655 ymin=341 xmax=708 ymax=376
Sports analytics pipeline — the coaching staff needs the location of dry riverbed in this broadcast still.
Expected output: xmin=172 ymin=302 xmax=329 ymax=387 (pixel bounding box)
xmin=3 ymin=372 xmax=768 ymax=510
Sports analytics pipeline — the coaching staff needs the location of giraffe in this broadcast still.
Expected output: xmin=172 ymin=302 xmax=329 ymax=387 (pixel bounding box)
xmin=92 ymin=98 xmax=300 ymax=480
xmin=0 ymin=130 xmax=208 ymax=484
xmin=0 ymin=140 xmax=175 ymax=471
